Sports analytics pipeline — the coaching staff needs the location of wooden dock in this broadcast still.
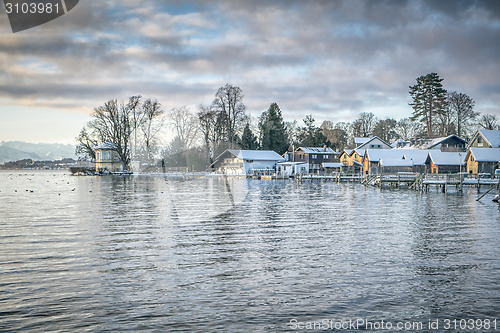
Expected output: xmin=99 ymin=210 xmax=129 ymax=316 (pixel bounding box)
xmin=294 ymin=172 xmax=500 ymax=193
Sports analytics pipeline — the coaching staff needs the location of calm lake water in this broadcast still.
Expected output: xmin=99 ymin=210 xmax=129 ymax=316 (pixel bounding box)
xmin=1 ymin=170 xmax=500 ymax=332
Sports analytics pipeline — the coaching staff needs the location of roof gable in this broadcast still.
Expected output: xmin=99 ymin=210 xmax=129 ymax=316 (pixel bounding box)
xmin=480 ymin=129 xmax=500 ymax=148
xmin=356 ymin=136 xmax=392 ymax=150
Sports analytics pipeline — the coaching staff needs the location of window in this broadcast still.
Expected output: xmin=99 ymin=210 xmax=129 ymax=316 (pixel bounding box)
xmin=311 ymin=155 xmax=317 ymax=159
xmin=323 ymin=155 xmax=329 ymax=159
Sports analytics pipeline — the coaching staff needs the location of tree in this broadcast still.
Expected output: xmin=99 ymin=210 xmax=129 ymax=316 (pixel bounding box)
xmin=211 ymin=84 xmax=247 ymax=147
xmin=372 ymin=118 xmax=397 ymax=143
xmin=76 ymin=96 xmax=164 ymax=170
xmin=394 ymin=118 xmax=420 ymax=141
xmin=409 ymin=73 xmax=447 ymax=137
xmin=241 ymin=122 xmax=259 ymax=150
xmin=198 ymin=104 xmax=227 ymax=164
xmin=320 ymin=121 xmax=348 ymax=151
xmin=170 ymin=106 xmax=199 ymax=151
xmin=259 ymin=103 xmax=289 ymax=154
xmin=447 ymin=91 xmax=478 ymax=138
xmin=298 ymin=115 xmax=329 ymax=147
xmin=75 ymin=125 xmax=98 ymax=161
xmin=140 ymin=99 xmax=164 ymax=162
xmin=89 ymin=99 xmax=134 ymax=170
xmin=478 ymin=114 xmax=498 ymax=130
xmin=351 ymin=112 xmax=376 ymax=138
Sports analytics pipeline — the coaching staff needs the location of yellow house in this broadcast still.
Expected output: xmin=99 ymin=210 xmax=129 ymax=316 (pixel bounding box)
xmin=465 ymin=148 xmax=500 ymax=175
xmin=95 ymin=142 xmax=122 ymax=173
xmin=339 ymin=149 xmax=353 ymax=166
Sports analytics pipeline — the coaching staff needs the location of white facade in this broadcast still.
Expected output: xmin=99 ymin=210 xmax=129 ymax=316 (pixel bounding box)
xmin=277 ymin=162 xmax=309 ymax=177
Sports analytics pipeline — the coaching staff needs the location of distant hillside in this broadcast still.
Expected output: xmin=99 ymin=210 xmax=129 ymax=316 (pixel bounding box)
xmin=0 ymin=141 xmax=76 ymax=164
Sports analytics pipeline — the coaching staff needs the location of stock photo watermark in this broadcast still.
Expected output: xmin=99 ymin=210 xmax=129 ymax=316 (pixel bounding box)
xmin=3 ymin=0 xmax=79 ymax=33
xmin=288 ymin=318 xmax=498 ymax=331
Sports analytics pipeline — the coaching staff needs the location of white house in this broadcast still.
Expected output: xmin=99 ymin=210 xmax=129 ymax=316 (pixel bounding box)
xmin=211 ymin=149 xmax=285 ymax=175
xmin=277 ymin=161 xmax=309 ymax=177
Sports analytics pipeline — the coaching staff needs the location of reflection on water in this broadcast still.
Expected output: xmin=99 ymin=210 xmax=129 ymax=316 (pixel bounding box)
xmin=1 ymin=171 xmax=499 ymax=331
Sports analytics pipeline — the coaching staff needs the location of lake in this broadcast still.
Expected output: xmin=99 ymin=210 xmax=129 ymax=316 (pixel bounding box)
xmin=1 ymin=170 xmax=500 ymax=332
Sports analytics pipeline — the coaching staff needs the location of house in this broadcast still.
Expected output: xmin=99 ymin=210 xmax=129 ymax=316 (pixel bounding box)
xmin=339 ymin=149 xmax=353 ymax=166
xmin=426 ymin=135 xmax=467 ymax=152
xmin=285 ymin=146 xmax=338 ymax=174
xmin=95 ymin=141 xmax=122 ymax=172
xmin=354 ymin=137 xmax=370 ymax=147
xmin=425 ymin=151 xmax=466 ymax=174
xmin=211 ymin=149 xmax=284 ymax=175
xmin=468 ymin=129 xmax=500 ymax=148
xmin=465 ymin=148 xmax=500 ymax=175
xmin=356 ymin=136 xmax=392 ymax=150
xmin=276 ymin=161 xmax=309 ymax=177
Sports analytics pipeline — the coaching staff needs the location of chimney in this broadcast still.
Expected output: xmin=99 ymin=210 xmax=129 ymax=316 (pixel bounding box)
xmin=323 ymin=144 xmax=326 ymax=152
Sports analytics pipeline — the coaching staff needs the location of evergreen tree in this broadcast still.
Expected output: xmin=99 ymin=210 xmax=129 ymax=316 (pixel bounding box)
xmin=241 ymin=123 xmax=259 ymax=150
xmin=259 ymin=103 xmax=289 ymax=154
xmin=299 ymin=115 xmax=330 ymax=147
xmin=409 ymin=73 xmax=447 ymax=137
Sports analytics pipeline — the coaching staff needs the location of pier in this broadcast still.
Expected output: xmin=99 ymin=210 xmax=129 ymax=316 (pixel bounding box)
xmin=293 ymin=171 xmax=500 ymax=194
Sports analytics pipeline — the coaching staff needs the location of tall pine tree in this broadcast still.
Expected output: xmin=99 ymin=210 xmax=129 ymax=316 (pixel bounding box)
xmin=240 ymin=123 xmax=259 ymax=150
xmin=409 ymin=73 xmax=447 ymax=138
xmin=259 ymin=103 xmax=289 ymax=154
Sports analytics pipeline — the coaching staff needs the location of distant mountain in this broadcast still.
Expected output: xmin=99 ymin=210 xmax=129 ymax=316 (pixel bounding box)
xmin=0 ymin=141 xmax=76 ymax=164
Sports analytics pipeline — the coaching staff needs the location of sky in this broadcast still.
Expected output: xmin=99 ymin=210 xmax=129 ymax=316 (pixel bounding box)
xmin=0 ymin=0 xmax=499 ymax=144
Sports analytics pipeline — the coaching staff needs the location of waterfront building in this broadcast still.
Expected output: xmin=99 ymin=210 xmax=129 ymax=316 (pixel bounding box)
xmin=95 ymin=142 xmax=122 ymax=173
xmin=425 ymin=151 xmax=466 ymax=174
xmin=284 ymin=147 xmax=338 ymax=174
xmin=465 ymin=148 xmax=500 ymax=175
xmin=211 ymin=149 xmax=284 ymax=175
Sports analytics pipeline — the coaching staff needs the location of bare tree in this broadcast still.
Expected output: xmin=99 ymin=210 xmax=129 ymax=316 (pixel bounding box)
xmin=90 ymin=99 xmax=133 ymax=170
xmin=170 ymin=106 xmax=199 ymax=151
xmin=478 ymin=114 xmax=498 ymax=130
xmin=212 ymin=84 xmax=247 ymax=147
xmin=351 ymin=112 xmax=377 ymax=138
xmin=141 ymin=99 xmax=164 ymax=162
xmin=75 ymin=125 xmax=99 ymax=161
xmin=394 ymin=118 xmax=420 ymax=141
xmin=447 ymin=91 xmax=478 ymax=138
xmin=198 ymin=104 xmax=225 ymax=164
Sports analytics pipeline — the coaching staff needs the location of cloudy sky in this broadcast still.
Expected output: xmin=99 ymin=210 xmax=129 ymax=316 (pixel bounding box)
xmin=0 ymin=0 xmax=499 ymax=144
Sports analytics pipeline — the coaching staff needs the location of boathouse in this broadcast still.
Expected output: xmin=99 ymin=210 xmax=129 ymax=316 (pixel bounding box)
xmin=211 ymin=149 xmax=284 ymax=175
xmin=425 ymin=151 xmax=466 ymax=174
xmin=276 ymin=161 xmax=309 ymax=177
xmin=465 ymin=148 xmax=500 ymax=175
xmin=95 ymin=141 xmax=122 ymax=173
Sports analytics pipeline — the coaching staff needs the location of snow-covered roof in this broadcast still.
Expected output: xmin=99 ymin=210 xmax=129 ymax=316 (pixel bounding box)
xmin=355 ymin=137 xmax=370 ymax=146
xmin=95 ymin=141 xmax=118 ymax=150
xmin=230 ymin=149 xmax=285 ymax=162
xmin=391 ymin=139 xmax=411 ymax=148
xmin=479 ymin=129 xmax=500 ymax=148
xmin=356 ymin=136 xmax=392 ymax=150
xmin=427 ymin=151 xmax=466 ymax=166
xmin=341 ymin=149 xmax=353 ymax=156
xmin=427 ymin=135 xmax=466 ymax=149
xmin=277 ymin=161 xmax=308 ymax=165
xmin=365 ymin=149 xmax=405 ymax=162
xmin=401 ymin=149 xmax=433 ymax=165
xmin=298 ymin=147 xmax=336 ymax=154
xmin=322 ymin=162 xmax=344 ymax=168
xmin=380 ymin=159 xmax=414 ymax=167
xmin=469 ymin=148 xmax=500 ymax=162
